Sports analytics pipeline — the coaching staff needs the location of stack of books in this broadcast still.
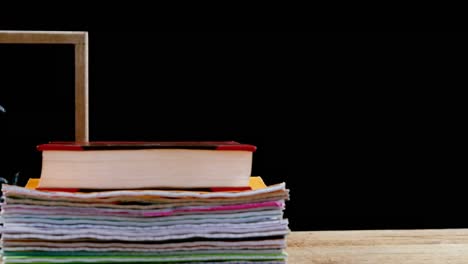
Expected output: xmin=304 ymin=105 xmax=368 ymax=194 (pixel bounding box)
xmin=1 ymin=141 xmax=290 ymax=263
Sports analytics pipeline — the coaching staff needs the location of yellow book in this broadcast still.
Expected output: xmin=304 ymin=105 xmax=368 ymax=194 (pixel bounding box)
xmin=25 ymin=176 xmax=267 ymax=191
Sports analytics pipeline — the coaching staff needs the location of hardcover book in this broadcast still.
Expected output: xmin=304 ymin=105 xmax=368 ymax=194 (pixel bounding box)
xmin=37 ymin=141 xmax=256 ymax=189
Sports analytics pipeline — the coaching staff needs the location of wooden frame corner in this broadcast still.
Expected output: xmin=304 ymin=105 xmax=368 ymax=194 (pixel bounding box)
xmin=0 ymin=31 xmax=89 ymax=142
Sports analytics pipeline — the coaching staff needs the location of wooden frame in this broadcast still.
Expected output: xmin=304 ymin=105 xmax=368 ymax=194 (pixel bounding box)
xmin=0 ymin=31 xmax=89 ymax=142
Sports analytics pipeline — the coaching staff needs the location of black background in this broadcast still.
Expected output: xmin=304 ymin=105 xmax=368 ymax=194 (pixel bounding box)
xmin=0 ymin=32 xmax=465 ymax=230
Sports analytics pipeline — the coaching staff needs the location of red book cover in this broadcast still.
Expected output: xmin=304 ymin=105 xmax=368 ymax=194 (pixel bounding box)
xmin=35 ymin=186 xmax=252 ymax=192
xmin=37 ymin=141 xmax=257 ymax=152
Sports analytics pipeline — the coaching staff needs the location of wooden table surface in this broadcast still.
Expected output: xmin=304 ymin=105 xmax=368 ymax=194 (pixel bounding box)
xmin=3 ymin=230 xmax=468 ymax=263
xmin=287 ymin=229 xmax=468 ymax=263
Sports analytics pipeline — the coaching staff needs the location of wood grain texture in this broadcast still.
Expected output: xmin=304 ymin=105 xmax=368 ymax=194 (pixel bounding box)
xmin=0 ymin=30 xmax=89 ymax=142
xmin=0 ymin=31 xmax=85 ymax=44
xmin=75 ymin=33 xmax=89 ymax=142
xmin=287 ymin=230 xmax=468 ymax=263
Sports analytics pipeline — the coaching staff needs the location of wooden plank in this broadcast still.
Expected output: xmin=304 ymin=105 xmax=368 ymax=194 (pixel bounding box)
xmin=75 ymin=33 xmax=89 ymax=142
xmin=287 ymin=230 xmax=468 ymax=263
xmin=0 ymin=31 xmax=85 ymax=44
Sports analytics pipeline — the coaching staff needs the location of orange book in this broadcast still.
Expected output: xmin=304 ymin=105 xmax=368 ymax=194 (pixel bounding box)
xmin=27 ymin=177 xmax=267 ymax=192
